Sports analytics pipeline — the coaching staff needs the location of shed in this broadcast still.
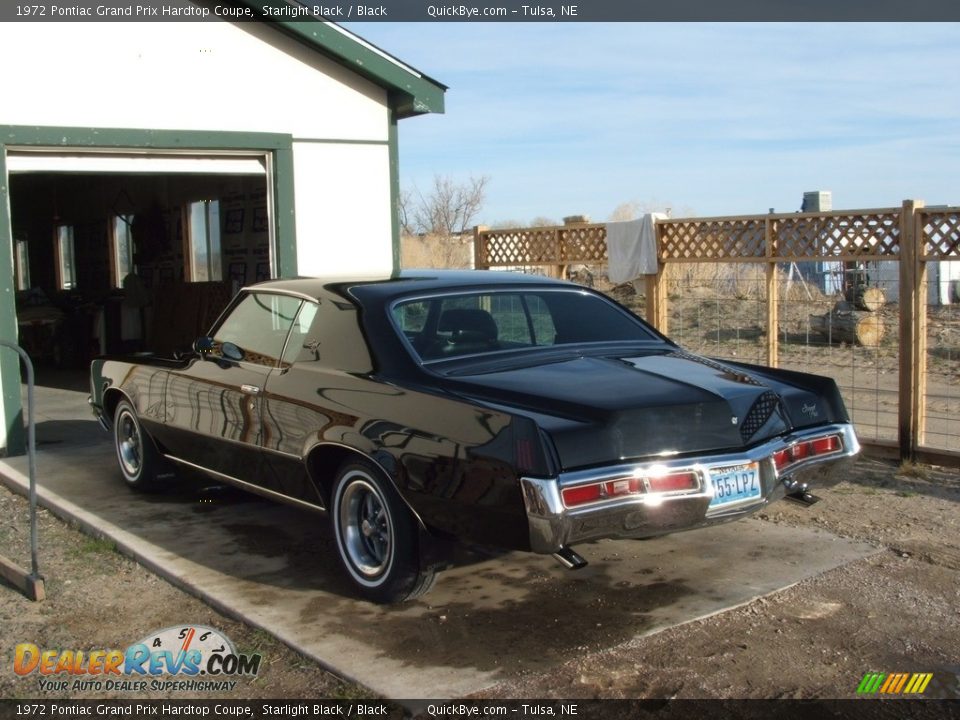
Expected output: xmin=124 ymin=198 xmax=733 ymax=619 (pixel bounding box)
xmin=0 ymin=15 xmax=446 ymax=454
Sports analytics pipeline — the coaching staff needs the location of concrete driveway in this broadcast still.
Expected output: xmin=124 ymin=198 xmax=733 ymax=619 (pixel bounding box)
xmin=0 ymin=386 xmax=878 ymax=699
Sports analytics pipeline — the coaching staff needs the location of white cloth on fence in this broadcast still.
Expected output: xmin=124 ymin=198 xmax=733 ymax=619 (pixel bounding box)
xmin=605 ymin=213 xmax=664 ymax=283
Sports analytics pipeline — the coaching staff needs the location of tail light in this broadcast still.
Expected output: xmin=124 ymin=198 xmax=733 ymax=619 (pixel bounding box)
xmin=512 ymin=417 xmax=551 ymax=476
xmin=562 ymin=468 xmax=698 ymax=508
xmin=648 ymin=471 xmax=698 ymax=493
xmin=562 ymin=484 xmax=603 ymax=506
xmin=773 ymin=434 xmax=842 ymax=473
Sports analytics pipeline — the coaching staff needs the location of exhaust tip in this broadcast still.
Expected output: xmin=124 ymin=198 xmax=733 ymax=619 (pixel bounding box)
xmin=553 ymin=546 xmax=588 ymax=570
xmin=785 ymin=490 xmax=821 ymax=507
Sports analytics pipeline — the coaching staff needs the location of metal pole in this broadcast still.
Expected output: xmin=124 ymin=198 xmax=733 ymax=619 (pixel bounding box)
xmin=1 ymin=340 xmax=40 ymax=578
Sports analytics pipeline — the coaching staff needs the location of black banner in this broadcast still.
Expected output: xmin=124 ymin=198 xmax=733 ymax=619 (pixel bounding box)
xmin=0 ymin=0 xmax=959 ymax=22
xmin=0 ymin=699 xmax=958 ymax=720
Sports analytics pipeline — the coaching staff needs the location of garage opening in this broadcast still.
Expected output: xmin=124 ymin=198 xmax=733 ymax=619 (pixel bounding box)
xmin=6 ymin=150 xmax=274 ymax=390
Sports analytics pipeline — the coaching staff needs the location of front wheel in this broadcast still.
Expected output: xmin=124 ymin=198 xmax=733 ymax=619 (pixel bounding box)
xmin=331 ymin=459 xmax=435 ymax=603
xmin=113 ymin=399 xmax=164 ymax=491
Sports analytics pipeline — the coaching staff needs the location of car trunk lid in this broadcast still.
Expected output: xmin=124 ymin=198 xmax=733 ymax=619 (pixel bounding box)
xmin=444 ymin=350 xmax=795 ymax=471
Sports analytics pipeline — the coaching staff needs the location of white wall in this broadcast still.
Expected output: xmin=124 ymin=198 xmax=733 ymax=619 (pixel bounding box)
xmin=1 ymin=20 xmax=401 ymax=278
xmin=292 ymin=142 xmax=393 ymax=276
xmin=0 ymin=21 xmax=389 ymax=142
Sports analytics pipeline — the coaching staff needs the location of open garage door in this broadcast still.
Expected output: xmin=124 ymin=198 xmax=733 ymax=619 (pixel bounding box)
xmin=6 ymin=148 xmax=276 ymax=388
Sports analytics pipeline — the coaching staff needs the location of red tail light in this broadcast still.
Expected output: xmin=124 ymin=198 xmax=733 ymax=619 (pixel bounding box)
xmin=515 ymin=438 xmax=536 ymax=473
xmin=773 ymin=449 xmax=790 ymax=471
xmin=773 ymin=435 xmax=842 ymax=473
xmin=790 ymin=442 xmax=810 ymax=461
xmin=604 ymin=478 xmax=642 ymax=497
xmin=561 ymin=469 xmax=699 ymax=508
xmin=812 ymin=435 xmax=840 ymax=454
xmin=562 ymin=484 xmax=602 ymax=506
xmin=648 ymin=471 xmax=698 ymax=493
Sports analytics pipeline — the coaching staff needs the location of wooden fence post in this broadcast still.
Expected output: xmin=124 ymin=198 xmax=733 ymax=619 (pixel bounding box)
xmin=913 ymin=208 xmax=929 ymax=450
xmin=473 ymin=225 xmax=488 ymax=270
xmin=898 ymin=199 xmax=924 ymax=461
xmin=765 ymin=215 xmax=779 ymax=367
xmin=647 ymin=222 xmax=668 ymax=334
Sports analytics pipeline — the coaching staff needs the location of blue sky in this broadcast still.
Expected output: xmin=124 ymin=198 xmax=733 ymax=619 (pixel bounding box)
xmin=345 ymin=23 xmax=959 ymax=225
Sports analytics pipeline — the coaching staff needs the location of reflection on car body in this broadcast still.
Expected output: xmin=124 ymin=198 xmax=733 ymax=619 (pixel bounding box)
xmin=90 ymin=270 xmax=859 ymax=603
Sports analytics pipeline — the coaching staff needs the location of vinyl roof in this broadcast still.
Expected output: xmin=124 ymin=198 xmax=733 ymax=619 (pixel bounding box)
xmin=245 ymin=270 xmax=569 ymax=303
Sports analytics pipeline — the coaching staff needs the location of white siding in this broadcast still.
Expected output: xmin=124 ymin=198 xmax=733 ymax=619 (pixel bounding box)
xmin=0 ymin=21 xmax=389 ymax=142
xmin=292 ymin=142 xmax=393 ymax=276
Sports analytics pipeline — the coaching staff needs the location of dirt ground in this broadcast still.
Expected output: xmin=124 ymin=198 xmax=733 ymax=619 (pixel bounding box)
xmin=1 ymin=455 xmax=958 ymax=702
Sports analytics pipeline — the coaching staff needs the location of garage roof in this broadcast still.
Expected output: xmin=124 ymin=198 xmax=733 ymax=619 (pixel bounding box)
xmin=244 ymin=5 xmax=447 ymax=118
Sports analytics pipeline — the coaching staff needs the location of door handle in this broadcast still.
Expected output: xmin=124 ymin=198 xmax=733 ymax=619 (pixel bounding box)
xmin=241 ymin=384 xmax=261 ymax=395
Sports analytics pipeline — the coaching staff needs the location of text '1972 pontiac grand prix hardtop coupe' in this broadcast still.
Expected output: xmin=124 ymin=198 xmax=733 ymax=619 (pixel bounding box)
xmin=90 ymin=270 xmax=859 ymax=602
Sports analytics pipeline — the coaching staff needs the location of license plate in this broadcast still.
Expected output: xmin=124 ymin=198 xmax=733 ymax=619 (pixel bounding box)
xmin=709 ymin=463 xmax=761 ymax=507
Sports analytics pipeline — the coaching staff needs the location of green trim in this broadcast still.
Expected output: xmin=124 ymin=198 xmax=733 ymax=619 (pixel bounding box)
xmin=0 ymin=149 xmax=25 ymax=456
xmin=292 ymin=138 xmax=389 ymax=146
xmin=388 ymin=109 xmax=401 ymax=274
xmin=1 ymin=126 xmax=293 ymax=150
xmin=249 ymin=8 xmax=446 ymax=119
xmin=273 ymin=145 xmax=298 ymax=278
xmin=0 ymin=125 xmax=301 ymax=454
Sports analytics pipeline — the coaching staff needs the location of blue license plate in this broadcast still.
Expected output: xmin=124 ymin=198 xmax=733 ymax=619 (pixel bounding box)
xmin=709 ymin=463 xmax=761 ymax=507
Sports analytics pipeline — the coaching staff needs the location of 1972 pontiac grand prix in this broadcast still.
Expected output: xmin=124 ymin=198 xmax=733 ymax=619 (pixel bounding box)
xmin=90 ymin=270 xmax=859 ymax=602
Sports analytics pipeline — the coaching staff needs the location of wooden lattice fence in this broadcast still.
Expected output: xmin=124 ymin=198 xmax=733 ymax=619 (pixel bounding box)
xmin=475 ymin=201 xmax=960 ymax=466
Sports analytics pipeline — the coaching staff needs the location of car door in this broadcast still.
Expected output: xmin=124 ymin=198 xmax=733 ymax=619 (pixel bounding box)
xmin=259 ymin=296 xmax=375 ymax=505
xmin=159 ymin=291 xmax=302 ymax=485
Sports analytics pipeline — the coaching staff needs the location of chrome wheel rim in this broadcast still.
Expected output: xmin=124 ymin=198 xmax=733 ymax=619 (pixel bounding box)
xmin=116 ymin=411 xmax=142 ymax=479
xmin=338 ymin=476 xmax=392 ymax=580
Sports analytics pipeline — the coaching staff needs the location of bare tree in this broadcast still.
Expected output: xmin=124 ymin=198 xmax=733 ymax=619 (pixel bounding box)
xmin=529 ymin=216 xmax=560 ymax=228
xmin=406 ymin=175 xmax=489 ymax=238
xmin=397 ymin=188 xmax=416 ymax=237
xmin=609 ymin=199 xmax=693 ymax=221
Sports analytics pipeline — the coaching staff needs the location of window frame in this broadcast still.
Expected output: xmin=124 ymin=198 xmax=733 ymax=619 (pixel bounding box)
xmin=209 ymin=290 xmax=311 ymax=368
xmin=183 ymin=199 xmax=223 ymax=282
xmin=13 ymin=238 xmax=30 ymax=291
xmin=111 ymin=214 xmax=135 ymax=289
xmin=388 ymin=287 xmax=661 ymax=366
xmin=54 ymin=224 xmax=77 ymax=290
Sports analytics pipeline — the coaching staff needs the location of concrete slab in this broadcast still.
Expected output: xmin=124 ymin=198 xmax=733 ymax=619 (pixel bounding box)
xmin=1 ymin=387 xmax=880 ymax=700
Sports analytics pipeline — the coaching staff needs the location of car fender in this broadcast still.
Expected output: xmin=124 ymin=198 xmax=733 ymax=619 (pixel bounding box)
xmin=302 ymin=440 xmax=430 ymax=533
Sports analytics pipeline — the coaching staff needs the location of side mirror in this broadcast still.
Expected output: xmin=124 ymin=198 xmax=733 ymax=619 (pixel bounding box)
xmin=221 ymin=342 xmax=244 ymax=363
xmin=193 ymin=336 xmax=214 ymax=355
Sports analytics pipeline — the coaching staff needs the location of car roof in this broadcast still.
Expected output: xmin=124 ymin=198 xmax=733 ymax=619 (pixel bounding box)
xmin=243 ymin=269 xmax=570 ymax=304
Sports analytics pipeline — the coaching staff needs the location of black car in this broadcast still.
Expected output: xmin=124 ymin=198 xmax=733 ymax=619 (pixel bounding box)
xmin=90 ymin=270 xmax=859 ymax=602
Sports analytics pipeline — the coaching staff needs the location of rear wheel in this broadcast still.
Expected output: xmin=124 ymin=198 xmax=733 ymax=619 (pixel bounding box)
xmin=331 ymin=459 xmax=435 ymax=603
xmin=113 ymin=399 xmax=163 ymax=491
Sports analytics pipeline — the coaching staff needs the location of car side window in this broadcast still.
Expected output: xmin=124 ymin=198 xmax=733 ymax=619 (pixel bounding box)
xmin=281 ymin=300 xmax=319 ymax=366
xmin=523 ymin=294 xmax=557 ymax=345
xmin=214 ymin=292 xmax=302 ymax=367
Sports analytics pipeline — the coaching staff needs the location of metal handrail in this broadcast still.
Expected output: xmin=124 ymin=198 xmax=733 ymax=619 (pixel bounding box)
xmin=0 ymin=340 xmax=43 ymax=599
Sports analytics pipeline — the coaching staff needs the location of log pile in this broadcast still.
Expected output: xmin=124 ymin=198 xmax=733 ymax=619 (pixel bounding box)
xmin=852 ymin=286 xmax=886 ymax=312
xmin=809 ymin=290 xmax=887 ymax=347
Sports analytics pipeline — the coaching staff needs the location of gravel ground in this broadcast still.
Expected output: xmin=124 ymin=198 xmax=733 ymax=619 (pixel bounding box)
xmin=1 ymin=456 xmax=958 ymax=702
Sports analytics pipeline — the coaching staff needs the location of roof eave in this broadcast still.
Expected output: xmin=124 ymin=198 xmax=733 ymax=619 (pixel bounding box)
xmin=238 ymin=7 xmax=446 ymax=118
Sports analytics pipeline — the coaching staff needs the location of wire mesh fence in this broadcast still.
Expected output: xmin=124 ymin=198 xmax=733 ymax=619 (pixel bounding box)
xmin=475 ymin=201 xmax=960 ymax=464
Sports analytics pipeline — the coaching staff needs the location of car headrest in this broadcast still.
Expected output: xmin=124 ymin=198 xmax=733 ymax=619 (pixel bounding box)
xmin=438 ymin=308 xmax=498 ymax=342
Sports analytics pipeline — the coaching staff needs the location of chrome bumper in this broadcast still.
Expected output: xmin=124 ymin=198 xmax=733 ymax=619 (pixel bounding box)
xmin=88 ymin=396 xmax=111 ymax=432
xmin=520 ymin=423 xmax=860 ymax=554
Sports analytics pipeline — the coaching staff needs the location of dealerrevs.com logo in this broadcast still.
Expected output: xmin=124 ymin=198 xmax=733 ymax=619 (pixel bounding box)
xmin=13 ymin=625 xmax=261 ymax=693
xmin=857 ymin=672 xmax=934 ymax=695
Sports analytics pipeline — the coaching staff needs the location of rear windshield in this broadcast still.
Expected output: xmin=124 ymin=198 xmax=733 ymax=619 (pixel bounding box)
xmin=391 ymin=289 xmax=658 ymax=362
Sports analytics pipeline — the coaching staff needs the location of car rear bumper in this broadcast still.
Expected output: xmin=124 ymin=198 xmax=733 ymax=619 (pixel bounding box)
xmin=520 ymin=423 xmax=860 ymax=554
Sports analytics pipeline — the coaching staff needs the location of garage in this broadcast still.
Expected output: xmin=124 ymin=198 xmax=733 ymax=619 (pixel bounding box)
xmin=0 ymin=16 xmax=447 ymax=454
xmin=9 ymin=151 xmax=272 ymax=373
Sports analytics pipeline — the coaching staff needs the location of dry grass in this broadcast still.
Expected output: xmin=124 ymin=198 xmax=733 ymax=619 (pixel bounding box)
xmin=401 ymin=234 xmax=473 ymax=269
